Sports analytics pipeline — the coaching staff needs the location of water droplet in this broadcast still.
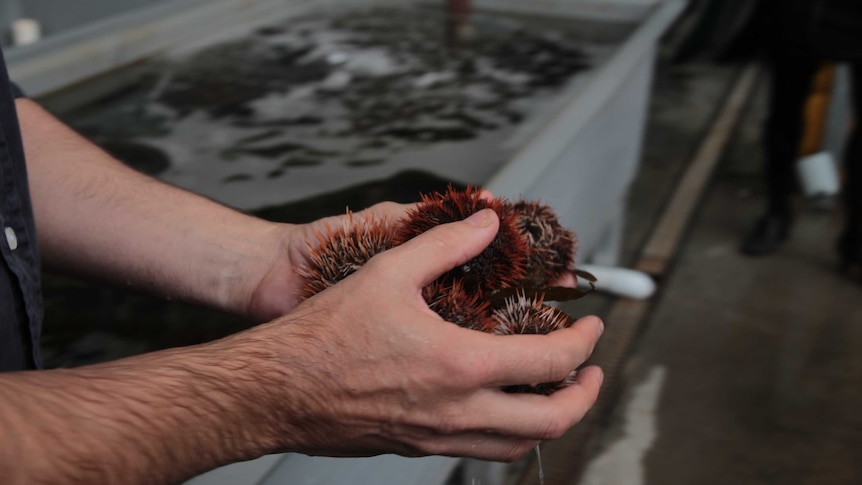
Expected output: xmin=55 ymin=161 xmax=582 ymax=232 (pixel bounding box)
xmin=536 ymin=444 xmax=545 ymax=485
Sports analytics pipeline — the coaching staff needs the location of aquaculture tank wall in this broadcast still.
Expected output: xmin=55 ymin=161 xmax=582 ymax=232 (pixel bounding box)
xmin=0 ymin=0 xmax=176 ymax=46
xmin=5 ymin=0 xmax=685 ymax=484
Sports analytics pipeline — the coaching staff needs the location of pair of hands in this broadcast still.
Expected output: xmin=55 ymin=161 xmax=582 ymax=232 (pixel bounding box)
xmin=9 ymin=98 xmax=601 ymax=481
xmin=234 ymin=201 xmax=604 ymax=462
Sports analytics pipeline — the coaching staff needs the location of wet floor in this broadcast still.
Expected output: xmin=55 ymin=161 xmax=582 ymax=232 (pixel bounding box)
xmin=575 ymin=61 xmax=862 ymax=484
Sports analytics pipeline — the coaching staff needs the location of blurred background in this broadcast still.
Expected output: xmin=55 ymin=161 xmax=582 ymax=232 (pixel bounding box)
xmin=3 ymin=0 xmax=861 ymax=483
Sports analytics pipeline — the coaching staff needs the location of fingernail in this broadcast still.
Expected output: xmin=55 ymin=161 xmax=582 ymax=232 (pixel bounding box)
xmin=466 ymin=209 xmax=493 ymax=227
xmin=597 ymin=318 xmax=605 ymax=336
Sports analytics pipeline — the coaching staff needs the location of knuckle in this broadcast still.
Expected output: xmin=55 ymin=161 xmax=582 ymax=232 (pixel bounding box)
xmin=434 ymin=410 xmax=469 ymax=436
xmin=408 ymin=385 xmax=471 ymax=433
xmin=362 ymin=250 xmax=399 ymax=278
xmin=443 ymin=348 xmax=490 ymax=388
xmin=371 ymin=200 xmax=401 ymax=213
xmin=368 ymin=201 xmax=409 ymax=222
xmin=419 ymin=226 xmax=452 ymax=250
xmin=417 ymin=440 xmax=446 ymax=456
xmin=544 ymin=352 xmax=575 ymax=383
xmin=500 ymin=443 xmax=535 ymax=463
xmin=538 ymin=416 xmax=568 ymax=440
xmin=436 ymin=362 xmax=475 ymax=392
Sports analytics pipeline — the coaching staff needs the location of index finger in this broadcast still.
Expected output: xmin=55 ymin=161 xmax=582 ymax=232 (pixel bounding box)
xmin=468 ymin=364 xmax=605 ymax=441
xmin=474 ymin=315 xmax=604 ymax=388
xmin=373 ymin=209 xmax=500 ymax=289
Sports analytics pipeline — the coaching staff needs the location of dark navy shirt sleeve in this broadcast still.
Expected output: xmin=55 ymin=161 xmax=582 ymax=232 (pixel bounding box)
xmin=0 ymin=48 xmax=44 ymax=371
xmin=10 ymin=81 xmax=25 ymax=99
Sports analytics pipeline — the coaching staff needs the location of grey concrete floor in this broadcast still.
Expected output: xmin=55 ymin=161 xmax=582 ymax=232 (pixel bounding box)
xmin=576 ymin=61 xmax=862 ymax=485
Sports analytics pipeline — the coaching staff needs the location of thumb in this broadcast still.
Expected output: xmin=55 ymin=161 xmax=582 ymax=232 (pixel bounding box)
xmin=378 ymin=208 xmax=500 ymax=289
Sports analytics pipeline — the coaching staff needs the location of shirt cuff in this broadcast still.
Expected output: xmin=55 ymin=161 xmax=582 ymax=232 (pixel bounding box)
xmin=10 ymin=82 xmax=25 ymax=99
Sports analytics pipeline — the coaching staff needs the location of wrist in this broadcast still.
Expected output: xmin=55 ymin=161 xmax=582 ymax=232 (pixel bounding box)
xmin=241 ymin=222 xmax=309 ymax=322
xmin=205 ymin=322 xmax=315 ymax=455
xmin=209 ymin=219 xmax=292 ymax=320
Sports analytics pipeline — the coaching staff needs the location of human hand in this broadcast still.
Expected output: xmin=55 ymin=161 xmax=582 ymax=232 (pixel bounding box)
xmin=244 ymin=189 xmax=500 ymax=322
xmin=232 ymin=209 xmax=604 ymax=461
xmin=243 ymin=201 xmax=414 ymax=322
xmin=243 ymin=189 xmax=584 ymax=321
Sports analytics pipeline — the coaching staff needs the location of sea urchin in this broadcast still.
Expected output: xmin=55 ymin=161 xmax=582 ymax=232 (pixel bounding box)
xmin=395 ymin=186 xmax=529 ymax=295
xmin=298 ymin=213 xmax=398 ymax=299
xmin=297 ymin=186 xmax=591 ymax=395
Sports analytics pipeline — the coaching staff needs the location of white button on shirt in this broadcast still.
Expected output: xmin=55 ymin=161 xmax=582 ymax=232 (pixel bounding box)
xmin=5 ymin=226 xmax=18 ymax=251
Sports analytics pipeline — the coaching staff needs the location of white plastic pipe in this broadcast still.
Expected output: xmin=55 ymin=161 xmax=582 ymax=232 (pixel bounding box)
xmin=578 ymin=264 xmax=656 ymax=300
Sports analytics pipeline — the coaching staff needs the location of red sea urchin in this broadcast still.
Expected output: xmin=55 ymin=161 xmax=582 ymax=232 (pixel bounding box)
xmin=423 ymin=279 xmax=493 ymax=332
xmin=296 ymin=186 xmax=593 ymax=395
xmin=512 ymin=200 xmax=577 ymax=287
xmin=297 ymin=213 xmax=398 ymax=299
xmin=395 ymin=186 xmax=529 ymax=295
xmin=492 ymin=292 xmax=578 ymax=395
xmin=490 ymin=292 xmax=572 ymax=336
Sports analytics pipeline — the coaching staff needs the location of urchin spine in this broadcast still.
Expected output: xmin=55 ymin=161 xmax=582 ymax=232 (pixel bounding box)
xmin=396 ymin=186 xmax=529 ymax=294
xmin=298 ymin=187 xmax=586 ymax=395
xmin=510 ymin=200 xmax=577 ymax=287
xmin=298 ymin=214 xmax=398 ymax=298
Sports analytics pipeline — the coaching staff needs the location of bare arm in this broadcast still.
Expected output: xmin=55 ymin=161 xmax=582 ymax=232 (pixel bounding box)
xmin=18 ymin=98 xmax=284 ymax=318
xmin=0 ymin=337 xmax=279 ymax=484
xmin=0 ymin=212 xmax=604 ymax=484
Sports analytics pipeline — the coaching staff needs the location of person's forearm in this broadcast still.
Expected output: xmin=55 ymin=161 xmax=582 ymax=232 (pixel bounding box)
xmin=0 ymin=210 xmax=605 ymax=480
xmin=0 ymin=336 xmax=285 ymax=484
xmin=17 ymin=98 xmax=285 ymax=317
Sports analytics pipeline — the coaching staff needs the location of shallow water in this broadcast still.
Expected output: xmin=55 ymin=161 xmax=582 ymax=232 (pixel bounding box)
xmin=57 ymin=5 xmax=608 ymax=211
